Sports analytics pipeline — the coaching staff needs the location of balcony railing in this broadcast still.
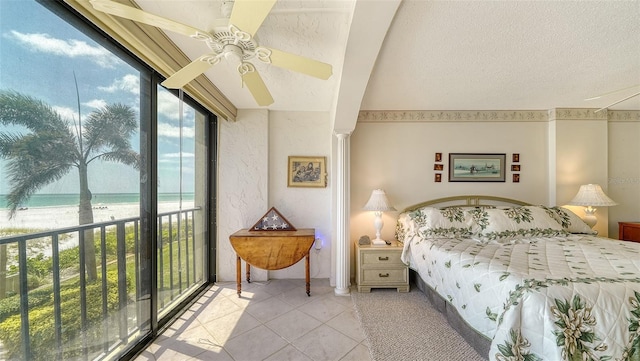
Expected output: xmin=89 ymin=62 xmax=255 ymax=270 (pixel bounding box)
xmin=0 ymin=207 xmax=202 ymax=360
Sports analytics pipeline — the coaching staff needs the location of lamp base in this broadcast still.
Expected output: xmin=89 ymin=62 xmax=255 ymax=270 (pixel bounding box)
xmin=582 ymin=206 xmax=597 ymax=228
xmin=371 ymin=238 xmax=388 ymax=246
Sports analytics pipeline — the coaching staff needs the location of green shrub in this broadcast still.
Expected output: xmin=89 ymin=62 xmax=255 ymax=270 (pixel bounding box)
xmin=0 ymin=269 xmax=133 ymax=360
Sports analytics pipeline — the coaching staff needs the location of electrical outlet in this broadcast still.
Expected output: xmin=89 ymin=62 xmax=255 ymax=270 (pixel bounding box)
xmin=314 ymin=238 xmax=322 ymax=250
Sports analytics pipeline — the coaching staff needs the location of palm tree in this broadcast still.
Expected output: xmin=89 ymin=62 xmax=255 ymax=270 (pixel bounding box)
xmin=0 ymin=89 xmax=139 ymax=281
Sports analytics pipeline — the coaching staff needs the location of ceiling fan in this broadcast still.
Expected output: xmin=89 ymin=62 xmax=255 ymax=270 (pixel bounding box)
xmin=586 ymin=84 xmax=640 ymax=113
xmin=90 ymin=0 xmax=333 ymax=106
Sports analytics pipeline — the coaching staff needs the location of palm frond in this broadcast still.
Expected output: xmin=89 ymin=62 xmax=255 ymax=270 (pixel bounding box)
xmin=0 ymin=90 xmax=71 ymax=133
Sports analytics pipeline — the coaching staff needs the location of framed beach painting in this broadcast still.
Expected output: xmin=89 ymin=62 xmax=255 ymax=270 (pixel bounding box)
xmin=288 ymin=156 xmax=327 ymax=188
xmin=448 ymin=153 xmax=506 ymax=182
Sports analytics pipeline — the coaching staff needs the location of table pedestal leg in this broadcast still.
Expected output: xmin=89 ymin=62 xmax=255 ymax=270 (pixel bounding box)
xmin=246 ymin=263 xmax=251 ymax=283
xmin=305 ymin=252 xmax=311 ymax=296
xmin=236 ymin=255 xmax=241 ymax=297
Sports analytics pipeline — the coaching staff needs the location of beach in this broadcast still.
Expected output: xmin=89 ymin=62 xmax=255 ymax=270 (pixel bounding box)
xmin=0 ymin=201 xmax=197 ymax=265
xmin=0 ymin=201 xmax=195 ymax=231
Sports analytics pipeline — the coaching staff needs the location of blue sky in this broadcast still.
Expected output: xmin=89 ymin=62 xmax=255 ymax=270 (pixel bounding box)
xmin=0 ymin=1 xmax=196 ymax=195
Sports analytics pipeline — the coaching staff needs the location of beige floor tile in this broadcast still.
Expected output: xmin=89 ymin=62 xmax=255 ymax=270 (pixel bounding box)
xmin=292 ymin=324 xmax=359 ymax=361
xmin=136 ymin=279 xmax=371 ymax=361
xmin=298 ymin=296 xmax=348 ymax=323
xmin=263 ymin=345 xmax=313 ymax=361
xmin=200 ymin=309 xmax=261 ymax=344
xmin=223 ymin=325 xmax=288 ymax=360
xmin=245 ymin=296 xmax=294 ymax=323
xmin=326 ymin=308 xmax=366 ymax=342
xmin=339 ymin=343 xmax=372 ymax=361
xmin=265 ymin=309 xmax=322 ymax=342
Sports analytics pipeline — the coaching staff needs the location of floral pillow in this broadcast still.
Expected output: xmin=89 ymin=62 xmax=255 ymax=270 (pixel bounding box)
xmin=547 ymin=206 xmax=597 ymax=234
xmin=406 ymin=206 xmax=474 ymax=239
xmin=469 ymin=206 xmax=569 ymax=242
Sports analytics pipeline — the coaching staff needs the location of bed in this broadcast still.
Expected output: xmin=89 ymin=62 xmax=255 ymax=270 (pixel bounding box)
xmin=395 ymin=195 xmax=640 ymax=361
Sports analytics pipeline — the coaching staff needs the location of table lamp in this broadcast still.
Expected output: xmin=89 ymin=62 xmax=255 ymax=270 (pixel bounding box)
xmin=568 ymin=183 xmax=617 ymax=228
xmin=363 ymin=189 xmax=396 ymax=245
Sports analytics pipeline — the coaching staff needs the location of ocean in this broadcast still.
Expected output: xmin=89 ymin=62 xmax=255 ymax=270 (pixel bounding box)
xmin=0 ymin=193 xmax=194 ymax=209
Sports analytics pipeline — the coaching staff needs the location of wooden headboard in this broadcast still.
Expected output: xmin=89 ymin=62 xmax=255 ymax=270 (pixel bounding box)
xmin=402 ymin=195 xmax=532 ymax=213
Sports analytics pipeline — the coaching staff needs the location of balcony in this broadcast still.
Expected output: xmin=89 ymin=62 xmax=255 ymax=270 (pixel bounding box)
xmin=0 ymin=207 xmax=204 ymax=360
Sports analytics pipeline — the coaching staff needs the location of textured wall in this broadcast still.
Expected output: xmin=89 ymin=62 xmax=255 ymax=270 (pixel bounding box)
xmin=218 ymin=109 xmax=269 ymax=282
xmin=217 ymin=110 xmax=332 ymax=282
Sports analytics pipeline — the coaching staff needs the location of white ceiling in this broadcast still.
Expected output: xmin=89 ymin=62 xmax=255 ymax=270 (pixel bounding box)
xmin=136 ymin=0 xmax=640 ymax=113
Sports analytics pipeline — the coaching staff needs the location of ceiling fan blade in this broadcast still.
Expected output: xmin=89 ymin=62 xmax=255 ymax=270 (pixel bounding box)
xmin=585 ymin=84 xmax=640 ymax=101
xmin=161 ymin=55 xmax=217 ymax=89
xmin=230 ymin=0 xmax=277 ymax=37
xmin=266 ymin=48 xmax=333 ymax=80
xmin=90 ymin=0 xmax=211 ymax=38
xmin=240 ymin=63 xmax=274 ymax=106
xmin=594 ymin=91 xmax=640 ymax=113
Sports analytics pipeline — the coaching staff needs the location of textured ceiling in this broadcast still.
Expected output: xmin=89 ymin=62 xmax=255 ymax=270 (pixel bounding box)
xmin=136 ymin=0 xmax=640 ymax=113
xmin=136 ymin=0 xmax=351 ymax=111
xmin=362 ymin=0 xmax=640 ymax=111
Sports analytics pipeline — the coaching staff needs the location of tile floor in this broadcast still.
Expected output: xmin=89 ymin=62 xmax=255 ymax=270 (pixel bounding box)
xmin=134 ymin=279 xmax=371 ymax=361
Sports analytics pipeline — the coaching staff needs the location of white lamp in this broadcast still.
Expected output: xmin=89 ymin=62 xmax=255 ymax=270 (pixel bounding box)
xmin=568 ymin=184 xmax=617 ymax=228
xmin=363 ymin=189 xmax=396 ymax=245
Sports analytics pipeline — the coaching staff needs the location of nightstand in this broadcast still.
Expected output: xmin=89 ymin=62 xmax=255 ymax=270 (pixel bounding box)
xmin=356 ymin=240 xmax=409 ymax=292
xmin=619 ymin=222 xmax=640 ymax=244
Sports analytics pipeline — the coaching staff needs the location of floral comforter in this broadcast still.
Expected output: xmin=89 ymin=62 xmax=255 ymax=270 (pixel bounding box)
xmin=401 ymin=235 xmax=640 ymax=361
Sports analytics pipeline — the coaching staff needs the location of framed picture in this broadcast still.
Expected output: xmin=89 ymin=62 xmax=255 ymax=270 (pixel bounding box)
xmin=435 ymin=153 xmax=442 ymax=162
xmin=448 ymin=153 xmax=506 ymax=182
xmin=513 ymin=174 xmax=520 ymax=183
xmin=512 ymin=153 xmax=520 ymax=162
xmin=435 ymin=173 xmax=442 ymax=182
xmin=511 ymin=164 xmax=521 ymax=171
xmin=288 ymin=156 xmax=327 ymax=188
xmin=434 ymin=164 xmax=444 ymax=171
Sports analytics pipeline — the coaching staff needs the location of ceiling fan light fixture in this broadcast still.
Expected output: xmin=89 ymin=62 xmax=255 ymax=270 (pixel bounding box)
xmin=223 ymin=44 xmax=243 ymax=67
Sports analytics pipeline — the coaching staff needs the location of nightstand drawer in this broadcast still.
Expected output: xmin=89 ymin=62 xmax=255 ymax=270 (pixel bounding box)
xmin=356 ymin=240 xmax=409 ymax=293
xmin=361 ymin=268 xmax=408 ymax=284
xmin=361 ymin=251 xmax=403 ymax=266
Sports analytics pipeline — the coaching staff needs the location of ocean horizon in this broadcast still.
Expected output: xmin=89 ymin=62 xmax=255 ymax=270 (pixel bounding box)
xmin=0 ymin=192 xmax=194 ymax=210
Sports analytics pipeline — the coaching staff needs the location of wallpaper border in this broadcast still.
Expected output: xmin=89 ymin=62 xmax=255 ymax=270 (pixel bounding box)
xmin=358 ymin=109 xmax=640 ymax=122
xmin=358 ymin=110 xmax=549 ymax=122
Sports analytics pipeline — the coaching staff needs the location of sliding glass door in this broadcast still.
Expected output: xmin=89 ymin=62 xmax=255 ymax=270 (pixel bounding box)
xmin=0 ymin=1 xmax=214 ymax=359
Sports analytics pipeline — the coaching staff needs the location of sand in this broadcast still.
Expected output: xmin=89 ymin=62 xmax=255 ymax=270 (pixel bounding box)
xmin=0 ymin=201 xmax=196 ymax=263
xmin=0 ymin=201 xmax=195 ymax=231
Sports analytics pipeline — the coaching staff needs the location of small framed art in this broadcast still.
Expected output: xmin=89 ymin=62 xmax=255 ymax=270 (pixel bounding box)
xmin=435 ymin=173 xmax=442 ymax=182
xmin=288 ymin=156 xmax=327 ymax=188
xmin=448 ymin=153 xmax=506 ymax=182
xmin=512 ymin=153 xmax=520 ymax=162
xmin=434 ymin=164 xmax=444 ymax=171
xmin=435 ymin=153 xmax=442 ymax=162
xmin=511 ymin=165 xmax=521 ymax=171
xmin=513 ymin=174 xmax=520 ymax=183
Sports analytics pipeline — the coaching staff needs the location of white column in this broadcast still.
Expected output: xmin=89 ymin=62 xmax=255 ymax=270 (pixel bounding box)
xmin=334 ymin=131 xmax=351 ymax=295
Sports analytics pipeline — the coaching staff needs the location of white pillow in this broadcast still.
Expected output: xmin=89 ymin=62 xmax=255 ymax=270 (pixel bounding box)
xmin=469 ymin=206 xmax=569 ymax=242
xmin=548 ymin=206 xmax=597 ymax=234
xmin=409 ymin=206 xmax=474 ymax=239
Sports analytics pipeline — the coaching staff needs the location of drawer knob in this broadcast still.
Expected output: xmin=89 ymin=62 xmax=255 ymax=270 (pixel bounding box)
xmin=378 ymin=256 xmax=389 ymax=261
xmin=379 ymin=273 xmax=390 ymax=278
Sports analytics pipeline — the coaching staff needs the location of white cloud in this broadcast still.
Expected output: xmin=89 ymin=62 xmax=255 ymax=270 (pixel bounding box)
xmin=52 ymin=105 xmax=79 ymax=122
xmin=157 ymin=90 xmax=196 ymax=122
xmin=6 ymin=30 xmax=121 ymax=68
xmin=84 ymin=99 xmax=107 ymax=110
xmin=157 ymin=122 xmax=195 ymax=139
xmin=99 ymin=74 xmax=140 ymax=95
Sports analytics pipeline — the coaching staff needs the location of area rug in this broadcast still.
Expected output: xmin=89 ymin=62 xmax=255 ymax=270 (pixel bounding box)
xmin=351 ymin=288 xmax=488 ymax=361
